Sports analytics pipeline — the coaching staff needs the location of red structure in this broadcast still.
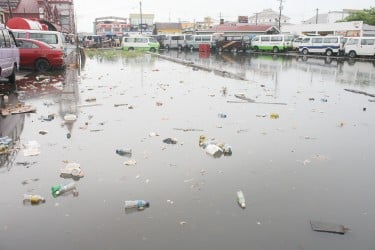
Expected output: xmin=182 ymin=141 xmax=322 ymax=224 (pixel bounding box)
xmin=6 ymin=17 xmax=48 ymax=30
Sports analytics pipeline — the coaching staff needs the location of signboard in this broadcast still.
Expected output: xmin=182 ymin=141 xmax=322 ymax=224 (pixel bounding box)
xmin=238 ymin=16 xmax=248 ymax=23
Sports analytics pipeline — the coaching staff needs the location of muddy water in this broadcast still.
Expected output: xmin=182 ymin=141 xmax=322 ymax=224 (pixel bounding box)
xmin=1 ymin=50 xmax=375 ymax=250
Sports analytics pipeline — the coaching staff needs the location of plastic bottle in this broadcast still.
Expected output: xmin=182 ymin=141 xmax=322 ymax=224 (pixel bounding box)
xmin=237 ymin=190 xmax=246 ymax=209
xmin=51 ymin=182 xmax=77 ymax=197
xmin=124 ymin=200 xmax=150 ymax=210
xmin=23 ymin=194 xmax=46 ymax=205
xmin=218 ymin=113 xmax=227 ymax=118
xmin=116 ymin=149 xmax=132 ymax=156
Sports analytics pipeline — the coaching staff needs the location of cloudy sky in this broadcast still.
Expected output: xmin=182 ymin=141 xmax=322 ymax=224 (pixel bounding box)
xmin=74 ymin=0 xmax=374 ymax=32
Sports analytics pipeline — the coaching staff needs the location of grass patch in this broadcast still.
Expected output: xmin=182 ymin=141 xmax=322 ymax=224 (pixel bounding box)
xmin=84 ymin=48 xmax=144 ymax=60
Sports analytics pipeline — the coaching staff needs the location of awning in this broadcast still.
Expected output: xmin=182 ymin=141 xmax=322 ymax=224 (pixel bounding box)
xmin=6 ymin=17 xmax=43 ymax=30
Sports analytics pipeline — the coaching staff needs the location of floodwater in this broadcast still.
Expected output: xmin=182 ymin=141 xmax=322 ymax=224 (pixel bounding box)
xmin=1 ymin=50 xmax=375 ymax=250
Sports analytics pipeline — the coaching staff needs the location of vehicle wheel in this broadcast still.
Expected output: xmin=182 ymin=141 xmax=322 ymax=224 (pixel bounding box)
xmin=7 ymin=64 xmax=16 ymax=86
xmin=150 ymin=47 xmax=156 ymax=52
xmin=232 ymin=47 xmax=238 ymax=53
xmin=178 ymin=45 xmax=182 ymax=50
xmin=165 ymin=45 xmax=170 ymax=50
xmin=128 ymin=47 xmax=134 ymax=51
xmin=325 ymin=49 xmax=333 ymax=56
xmin=302 ymin=48 xmax=309 ymax=55
xmin=190 ymin=45 xmax=194 ymax=51
xmin=35 ymin=59 xmax=50 ymax=72
xmin=254 ymin=46 xmax=259 ymax=52
xmin=348 ymin=51 xmax=356 ymax=58
xmin=217 ymin=47 xmax=223 ymax=52
xmin=272 ymin=47 xmax=279 ymax=53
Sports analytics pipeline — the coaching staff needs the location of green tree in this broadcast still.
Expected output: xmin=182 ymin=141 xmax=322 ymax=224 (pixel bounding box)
xmin=343 ymin=7 xmax=375 ymax=25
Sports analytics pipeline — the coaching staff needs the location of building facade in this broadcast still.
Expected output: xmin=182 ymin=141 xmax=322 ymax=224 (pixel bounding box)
xmin=302 ymin=9 xmax=359 ymax=24
xmin=0 ymin=0 xmax=73 ymax=33
xmin=94 ymin=16 xmax=129 ymax=36
xmin=282 ymin=21 xmax=375 ymax=37
xmin=47 ymin=0 xmax=75 ymax=33
xmin=248 ymin=9 xmax=290 ymax=26
xmin=129 ymin=13 xmax=154 ymax=32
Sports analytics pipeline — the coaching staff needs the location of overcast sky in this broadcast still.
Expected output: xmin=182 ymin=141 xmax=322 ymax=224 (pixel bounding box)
xmin=75 ymin=0 xmax=374 ymax=32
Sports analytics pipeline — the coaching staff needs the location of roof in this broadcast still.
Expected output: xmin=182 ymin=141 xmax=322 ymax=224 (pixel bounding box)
xmin=6 ymin=17 xmax=43 ymax=30
xmin=155 ymin=22 xmax=182 ymax=30
xmin=206 ymin=24 xmax=277 ymax=33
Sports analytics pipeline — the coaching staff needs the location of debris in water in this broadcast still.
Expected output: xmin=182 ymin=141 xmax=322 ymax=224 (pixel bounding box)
xmin=310 ymin=220 xmax=349 ymax=234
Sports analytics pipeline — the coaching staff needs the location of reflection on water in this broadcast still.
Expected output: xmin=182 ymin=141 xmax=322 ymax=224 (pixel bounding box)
xmin=0 ymin=94 xmax=25 ymax=171
xmin=162 ymin=50 xmax=375 ymax=86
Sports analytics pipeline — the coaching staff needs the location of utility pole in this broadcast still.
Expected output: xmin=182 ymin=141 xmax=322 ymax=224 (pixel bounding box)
xmin=139 ymin=1 xmax=143 ymax=34
xmin=277 ymin=0 xmax=284 ymax=31
xmin=7 ymin=0 xmax=13 ymax=18
xmin=254 ymin=12 xmax=259 ymax=25
xmin=315 ymin=8 xmax=319 ymax=24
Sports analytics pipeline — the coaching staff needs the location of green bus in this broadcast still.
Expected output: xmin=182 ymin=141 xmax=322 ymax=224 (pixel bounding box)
xmin=251 ymin=34 xmax=294 ymax=53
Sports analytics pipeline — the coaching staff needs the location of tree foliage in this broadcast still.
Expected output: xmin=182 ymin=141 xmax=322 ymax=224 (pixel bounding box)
xmin=344 ymin=7 xmax=375 ymax=25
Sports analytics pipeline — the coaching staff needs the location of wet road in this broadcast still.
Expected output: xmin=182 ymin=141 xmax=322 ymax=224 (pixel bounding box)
xmin=1 ymin=50 xmax=375 ymax=250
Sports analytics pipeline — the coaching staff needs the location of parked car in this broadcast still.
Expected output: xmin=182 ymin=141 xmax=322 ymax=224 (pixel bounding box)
xmin=344 ymin=37 xmax=375 ymax=58
xmin=16 ymin=38 xmax=65 ymax=72
xmin=0 ymin=24 xmax=19 ymax=87
xmin=216 ymin=36 xmax=249 ymax=53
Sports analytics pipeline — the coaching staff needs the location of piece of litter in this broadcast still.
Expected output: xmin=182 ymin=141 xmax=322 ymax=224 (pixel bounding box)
xmin=310 ymin=220 xmax=349 ymax=234
xmin=124 ymin=160 xmax=137 ymax=166
xmin=180 ymin=221 xmax=187 ymax=225
xmin=23 ymin=141 xmax=41 ymax=157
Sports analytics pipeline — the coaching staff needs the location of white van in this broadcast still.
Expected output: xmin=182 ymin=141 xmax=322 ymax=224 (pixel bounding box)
xmin=344 ymin=37 xmax=375 ymax=58
xmin=0 ymin=25 xmax=19 ymax=86
xmin=121 ymin=36 xmax=160 ymax=52
xmin=251 ymin=34 xmax=294 ymax=53
xmin=163 ymin=34 xmax=192 ymax=50
xmin=299 ymin=36 xmax=343 ymax=56
xmin=10 ymin=29 xmax=66 ymax=54
xmin=186 ymin=35 xmax=216 ymax=50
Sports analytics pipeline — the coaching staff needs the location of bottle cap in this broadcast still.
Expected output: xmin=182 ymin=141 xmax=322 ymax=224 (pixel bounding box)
xmin=144 ymin=202 xmax=150 ymax=207
xmin=51 ymin=185 xmax=61 ymax=197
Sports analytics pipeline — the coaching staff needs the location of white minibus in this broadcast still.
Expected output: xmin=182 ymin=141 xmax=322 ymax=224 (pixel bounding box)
xmin=162 ymin=34 xmax=191 ymax=50
xmin=0 ymin=25 xmax=19 ymax=86
xmin=10 ymin=29 xmax=66 ymax=54
xmin=299 ymin=36 xmax=343 ymax=56
xmin=344 ymin=37 xmax=375 ymax=58
xmin=251 ymin=34 xmax=294 ymax=53
xmin=186 ymin=35 xmax=216 ymax=50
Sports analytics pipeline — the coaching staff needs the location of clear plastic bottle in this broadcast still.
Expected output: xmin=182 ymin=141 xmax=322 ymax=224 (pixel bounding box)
xmin=124 ymin=200 xmax=150 ymax=210
xmin=237 ymin=190 xmax=246 ymax=209
xmin=23 ymin=194 xmax=46 ymax=205
xmin=51 ymin=182 xmax=78 ymax=197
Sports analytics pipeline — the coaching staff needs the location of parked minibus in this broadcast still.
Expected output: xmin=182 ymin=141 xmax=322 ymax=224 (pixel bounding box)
xmin=121 ymin=35 xmax=160 ymax=52
xmin=186 ymin=35 xmax=217 ymax=50
xmin=10 ymin=29 xmax=66 ymax=55
xmin=344 ymin=37 xmax=375 ymax=58
xmin=162 ymin=34 xmax=192 ymax=50
xmin=251 ymin=34 xmax=294 ymax=53
xmin=298 ymin=36 xmax=344 ymax=56
xmin=0 ymin=24 xmax=19 ymax=86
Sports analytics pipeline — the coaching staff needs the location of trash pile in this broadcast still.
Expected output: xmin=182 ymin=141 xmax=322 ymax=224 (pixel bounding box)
xmin=0 ymin=136 xmax=12 ymax=154
xmin=199 ymin=135 xmax=232 ymax=158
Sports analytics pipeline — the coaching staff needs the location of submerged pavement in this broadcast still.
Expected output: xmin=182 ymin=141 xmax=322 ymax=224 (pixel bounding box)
xmin=0 ymin=49 xmax=375 ymax=250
